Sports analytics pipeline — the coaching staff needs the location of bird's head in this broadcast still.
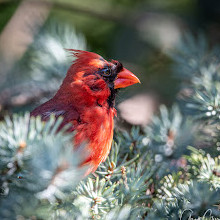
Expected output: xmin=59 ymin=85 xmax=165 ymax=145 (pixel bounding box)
xmin=57 ymin=50 xmax=140 ymax=108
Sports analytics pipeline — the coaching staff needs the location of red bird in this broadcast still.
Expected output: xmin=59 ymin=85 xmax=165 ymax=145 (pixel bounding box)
xmin=31 ymin=50 xmax=140 ymax=175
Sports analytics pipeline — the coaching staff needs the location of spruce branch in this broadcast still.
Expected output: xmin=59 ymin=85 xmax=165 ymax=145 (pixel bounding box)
xmin=0 ymin=114 xmax=84 ymax=219
xmin=0 ymin=20 xmax=87 ymax=110
xmin=145 ymin=104 xmax=194 ymax=169
xmin=74 ymin=177 xmax=117 ymax=219
xmin=186 ymin=147 xmax=220 ymax=188
xmin=148 ymin=181 xmax=220 ymax=219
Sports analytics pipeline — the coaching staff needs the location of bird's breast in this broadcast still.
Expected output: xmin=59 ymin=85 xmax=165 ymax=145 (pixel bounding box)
xmin=74 ymin=106 xmax=115 ymax=172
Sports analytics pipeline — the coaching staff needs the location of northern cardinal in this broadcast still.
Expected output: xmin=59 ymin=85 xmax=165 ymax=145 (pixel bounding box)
xmin=31 ymin=50 xmax=140 ymax=175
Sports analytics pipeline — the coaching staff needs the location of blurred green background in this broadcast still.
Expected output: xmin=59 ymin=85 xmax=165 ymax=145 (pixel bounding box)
xmin=1 ymin=0 xmax=220 ymax=124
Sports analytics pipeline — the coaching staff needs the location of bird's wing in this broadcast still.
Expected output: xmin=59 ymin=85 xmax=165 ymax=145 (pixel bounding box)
xmin=31 ymin=101 xmax=80 ymax=131
xmin=41 ymin=109 xmax=66 ymax=120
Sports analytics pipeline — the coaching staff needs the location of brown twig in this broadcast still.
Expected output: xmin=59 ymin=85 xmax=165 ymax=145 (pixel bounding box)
xmin=0 ymin=0 xmax=126 ymax=24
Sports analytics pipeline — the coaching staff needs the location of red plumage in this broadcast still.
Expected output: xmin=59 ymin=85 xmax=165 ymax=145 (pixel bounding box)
xmin=31 ymin=50 xmax=140 ymax=175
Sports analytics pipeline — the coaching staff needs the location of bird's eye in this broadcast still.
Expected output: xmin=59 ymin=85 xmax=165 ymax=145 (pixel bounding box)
xmin=102 ymin=68 xmax=112 ymax=77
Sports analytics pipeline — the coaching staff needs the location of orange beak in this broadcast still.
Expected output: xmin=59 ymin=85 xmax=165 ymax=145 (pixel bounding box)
xmin=114 ymin=68 xmax=140 ymax=89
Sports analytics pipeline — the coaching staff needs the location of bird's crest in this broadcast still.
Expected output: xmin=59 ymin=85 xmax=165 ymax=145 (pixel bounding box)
xmin=66 ymin=49 xmax=104 ymax=64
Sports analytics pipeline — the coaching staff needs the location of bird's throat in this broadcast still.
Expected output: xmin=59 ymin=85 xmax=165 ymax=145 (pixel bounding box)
xmin=107 ymin=88 xmax=118 ymax=108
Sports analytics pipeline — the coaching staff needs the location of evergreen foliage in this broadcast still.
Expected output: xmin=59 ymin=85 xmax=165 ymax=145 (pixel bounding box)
xmin=0 ymin=22 xmax=220 ymax=219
